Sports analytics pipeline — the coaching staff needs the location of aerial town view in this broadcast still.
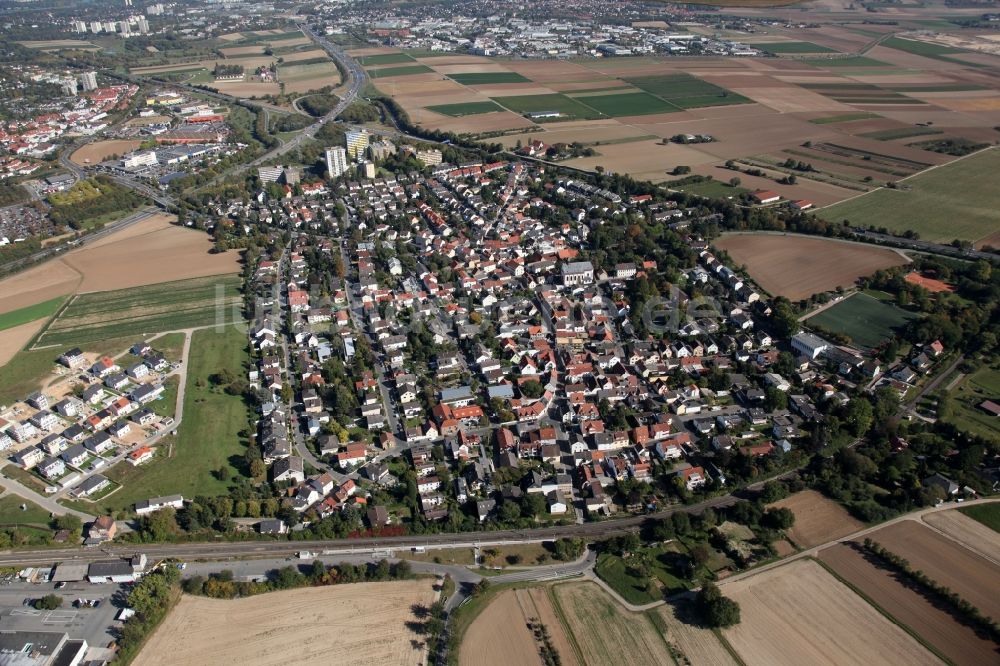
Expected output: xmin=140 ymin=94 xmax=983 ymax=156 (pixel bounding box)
xmin=0 ymin=0 xmax=997 ymax=663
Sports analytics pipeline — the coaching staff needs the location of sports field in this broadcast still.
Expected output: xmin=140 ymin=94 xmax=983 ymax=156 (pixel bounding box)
xmin=806 ymin=292 xmax=917 ymax=348
xmin=32 ymin=274 xmax=243 ymax=348
xmin=426 ymin=101 xmax=505 ymax=116
xmin=624 ymin=73 xmax=751 ymax=109
xmin=819 ymin=148 xmax=1000 ymax=244
xmin=449 ymin=72 xmax=530 ymax=85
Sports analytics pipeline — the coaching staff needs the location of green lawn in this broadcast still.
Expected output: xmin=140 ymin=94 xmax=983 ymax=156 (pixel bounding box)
xmin=492 ymin=93 xmax=604 ymax=121
xmin=669 ymin=178 xmax=748 ymax=199
xmin=357 ymin=53 xmax=415 ymax=66
xmin=959 ymin=503 xmax=1000 ymax=533
xmin=861 ymin=127 xmax=943 ymax=141
xmin=809 ymin=112 xmax=881 ymax=124
xmin=449 ymin=72 xmax=530 ymax=85
xmin=802 ymin=56 xmax=890 ymax=68
xmin=90 ymin=325 xmax=252 ymax=514
xmin=572 ymin=91 xmax=678 ymax=117
xmin=0 ymin=494 xmax=53 ymax=527
xmin=154 ymin=332 xmax=187 ymax=363
xmin=425 ymin=101 xmax=505 ymax=117
xmin=818 ymin=147 xmax=1000 ymax=243
xmin=624 ymin=73 xmax=750 ymax=109
xmin=943 ymin=365 xmax=1000 ymax=441
xmin=595 ymin=553 xmax=663 ymax=605
xmin=368 ymin=65 xmax=433 ymax=78
xmin=806 ymin=292 xmax=918 ymax=348
xmin=32 ymin=275 xmax=242 ymax=348
xmin=761 ymin=41 xmax=837 ymax=53
xmin=150 ymin=375 xmax=180 ymax=418
xmin=0 ymin=297 xmax=66 ymax=332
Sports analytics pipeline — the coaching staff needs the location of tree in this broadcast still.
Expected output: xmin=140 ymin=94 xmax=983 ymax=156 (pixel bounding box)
xmin=672 ymin=165 xmax=691 ymax=176
xmin=52 ymin=514 xmax=82 ymax=534
xmin=762 ymin=507 xmax=795 ymax=530
xmin=729 ymin=177 xmax=741 ymax=188
xmin=34 ymin=594 xmax=62 ymax=610
xmin=520 ymin=380 xmax=544 ymax=399
xmin=696 ymin=583 xmax=741 ymax=627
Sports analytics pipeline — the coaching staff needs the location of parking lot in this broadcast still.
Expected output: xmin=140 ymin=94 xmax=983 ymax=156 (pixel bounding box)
xmin=0 ymin=577 xmax=124 ymax=650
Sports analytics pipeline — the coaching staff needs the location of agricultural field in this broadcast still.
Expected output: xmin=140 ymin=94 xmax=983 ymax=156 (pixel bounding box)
xmin=31 ymin=274 xmax=242 ymax=348
xmin=492 ymin=94 xmax=603 ymax=121
xmin=134 ymin=581 xmax=437 ymax=666
xmin=426 ymin=101 xmax=505 ymax=116
xmin=768 ymin=490 xmax=865 ymax=549
xmin=806 ymin=292 xmax=919 ymax=349
xmin=624 ymin=73 xmax=751 ymax=109
xmin=818 ymin=542 xmax=998 ymax=666
xmin=864 ymin=520 xmax=1000 ymax=620
xmin=923 ymin=507 xmax=1000 ymax=561
xmin=460 ymin=587 xmax=578 ymax=666
xmin=654 ymin=602 xmax=738 ymax=666
xmin=959 ymin=502 xmax=1000 ymax=533
xmin=819 ymin=148 xmax=1000 ymax=245
xmin=551 ymin=582 xmax=675 ymax=666
xmin=570 ymin=91 xmax=677 ymax=117
xmin=0 ymin=297 xmax=65 ymax=333
xmin=357 ymin=53 xmax=415 ymax=66
xmin=758 ymin=41 xmax=837 ymax=54
xmin=93 ymin=325 xmax=251 ymax=513
xmin=368 ymin=64 xmax=434 ymax=78
xmin=70 ymin=140 xmax=143 ymax=166
xmin=449 ymin=72 xmax=531 ymax=85
xmin=721 ymin=558 xmax=939 ymax=665
xmin=713 ymin=234 xmax=909 ymax=302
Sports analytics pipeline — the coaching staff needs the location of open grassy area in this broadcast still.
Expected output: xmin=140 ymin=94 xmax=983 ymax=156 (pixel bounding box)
xmin=881 ymin=36 xmax=965 ymax=58
xmin=32 ymin=275 xmax=242 ymax=348
xmin=0 ymin=297 xmax=65 ymax=332
xmin=669 ymin=177 xmax=748 ymax=199
xmin=448 ymin=72 xmax=530 ymax=85
xmin=861 ymin=127 xmax=943 ymax=141
xmin=761 ymin=41 xmax=837 ymax=53
xmin=959 ymin=503 xmax=1000 ymax=533
xmin=809 ymin=112 xmax=881 ymax=125
xmin=819 ymin=148 xmax=1000 ymax=243
xmin=625 ymin=72 xmax=750 ymax=109
xmin=493 ymin=93 xmax=603 ymax=120
xmin=367 ymin=65 xmax=433 ymax=78
xmin=87 ymin=325 xmax=252 ymax=514
xmin=0 ymin=493 xmax=53 ymax=527
xmin=802 ymin=56 xmax=890 ymax=68
xmin=806 ymin=292 xmax=917 ymax=348
xmin=573 ymin=91 xmax=678 ymax=117
xmin=153 ymin=332 xmax=186 ymax=363
xmin=357 ymin=53 xmax=415 ymax=66
xmin=943 ymin=365 xmax=1000 ymax=441
xmin=425 ymin=101 xmax=505 ymax=116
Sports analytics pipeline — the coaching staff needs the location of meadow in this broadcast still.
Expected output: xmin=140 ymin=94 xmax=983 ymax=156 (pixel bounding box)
xmin=819 ymin=148 xmax=1000 ymax=244
xmin=449 ymin=72 xmax=530 ymax=85
xmin=493 ymin=93 xmax=603 ymax=120
xmin=624 ymin=73 xmax=751 ymax=108
xmin=426 ymin=101 xmax=505 ymax=116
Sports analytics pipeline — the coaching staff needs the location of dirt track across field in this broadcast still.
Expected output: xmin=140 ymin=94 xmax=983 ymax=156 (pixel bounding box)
xmin=133 ymin=581 xmax=437 ymax=666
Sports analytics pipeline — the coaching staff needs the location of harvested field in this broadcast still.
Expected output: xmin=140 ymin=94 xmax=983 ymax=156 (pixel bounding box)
xmin=722 ymin=559 xmax=939 ymax=666
xmin=655 ymin=602 xmax=737 ymax=666
xmin=713 ymin=234 xmax=908 ymax=301
xmin=768 ymin=490 xmax=866 ymax=548
xmin=212 ymin=81 xmax=281 ymax=97
xmin=461 ymin=587 xmax=578 ymax=666
xmin=866 ymin=520 xmax=1000 ymax=621
xmin=0 ymin=260 xmax=81 ymax=315
xmin=0 ymin=319 xmax=48 ymax=367
xmin=551 ymin=582 xmax=673 ymax=666
xmin=70 ymin=140 xmax=142 ymax=165
xmin=59 ymin=213 xmax=240 ymax=292
xmin=133 ymin=581 xmax=436 ymax=666
xmin=819 ymin=543 xmax=999 ymax=666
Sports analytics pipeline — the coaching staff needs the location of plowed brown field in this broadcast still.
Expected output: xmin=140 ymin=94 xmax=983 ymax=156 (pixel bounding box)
xmin=768 ymin=490 xmax=865 ymax=548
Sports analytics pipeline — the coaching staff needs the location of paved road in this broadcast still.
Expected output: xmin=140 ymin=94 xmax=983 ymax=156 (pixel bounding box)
xmin=0 ymin=482 xmax=92 ymax=521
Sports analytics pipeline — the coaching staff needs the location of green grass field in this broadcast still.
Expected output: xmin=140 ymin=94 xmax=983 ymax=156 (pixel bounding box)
xmin=425 ymin=101 xmax=505 ymax=116
xmin=959 ymin=502 xmax=1000 ymax=532
xmin=669 ymin=178 xmax=748 ymax=198
xmin=93 ymin=325 xmax=252 ymax=514
xmin=761 ymin=41 xmax=837 ymax=53
xmin=802 ymin=56 xmax=889 ymax=68
xmin=819 ymin=148 xmax=1000 ymax=243
xmin=624 ymin=73 xmax=750 ymax=109
xmin=357 ymin=53 xmax=415 ymax=66
xmin=943 ymin=365 xmax=1000 ymax=441
xmin=861 ymin=127 xmax=943 ymax=141
xmin=154 ymin=332 xmax=187 ymax=362
xmin=881 ymin=36 xmax=964 ymax=57
xmin=595 ymin=553 xmax=663 ymax=605
xmin=572 ymin=91 xmax=678 ymax=117
xmin=806 ymin=292 xmax=917 ymax=348
xmin=32 ymin=275 xmax=242 ymax=348
xmin=367 ymin=65 xmax=433 ymax=78
xmin=0 ymin=297 xmax=65 ymax=332
xmin=492 ymin=93 xmax=603 ymax=120
xmin=0 ymin=494 xmax=53 ymax=527
xmin=448 ymin=72 xmax=531 ymax=85
xmin=809 ymin=112 xmax=881 ymax=125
